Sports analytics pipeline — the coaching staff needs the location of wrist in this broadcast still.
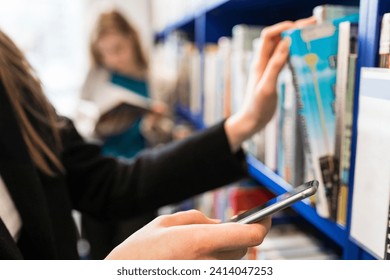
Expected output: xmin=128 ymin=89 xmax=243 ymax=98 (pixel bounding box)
xmin=224 ymin=112 xmax=257 ymax=153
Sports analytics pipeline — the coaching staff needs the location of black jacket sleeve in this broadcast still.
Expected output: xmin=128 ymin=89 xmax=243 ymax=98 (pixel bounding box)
xmin=61 ymin=120 xmax=248 ymax=220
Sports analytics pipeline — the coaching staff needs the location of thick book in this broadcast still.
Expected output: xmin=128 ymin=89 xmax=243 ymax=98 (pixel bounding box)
xmin=336 ymin=53 xmax=357 ymax=226
xmin=335 ymin=21 xmax=359 ymax=226
xmin=204 ymin=44 xmax=219 ymax=126
xmin=283 ymin=14 xmax=359 ymax=218
xmin=350 ymin=67 xmax=390 ymax=259
xmin=75 ymin=83 xmax=165 ymax=139
xmin=214 ymin=37 xmax=232 ymax=121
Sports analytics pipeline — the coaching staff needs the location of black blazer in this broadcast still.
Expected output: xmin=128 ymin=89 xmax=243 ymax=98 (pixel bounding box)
xmin=0 ymin=87 xmax=248 ymax=259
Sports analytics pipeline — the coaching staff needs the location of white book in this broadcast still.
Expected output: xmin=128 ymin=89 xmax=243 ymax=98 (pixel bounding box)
xmin=204 ymin=44 xmax=219 ymax=126
xmin=190 ymin=50 xmax=202 ymax=114
xmin=334 ymin=21 xmax=358 ymax=222
xmin=350 ymin=68 xmax=390 ymax=259
xmin=216 ymin=36 xmax=232 ymax=120
xmin=264 ymin=108 xmax=279 ymax=172
xmin=335 ymin=21 xmax=352 ymax=161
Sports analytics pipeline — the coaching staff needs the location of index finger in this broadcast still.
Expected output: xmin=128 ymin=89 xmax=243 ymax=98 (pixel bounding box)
xmin=260 ymin=20 xmax=295 ymax=40
xmin=254 ymin=21 xmax=295 ymax=76
xmin=294 ymin=16 xmax=317 ymax=28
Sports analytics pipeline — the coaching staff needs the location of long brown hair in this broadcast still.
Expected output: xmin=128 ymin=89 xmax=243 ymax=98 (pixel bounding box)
xmin=0 ymin=30 xmax=64 ymax=176
xmin=90 ymin=10 xmax=148 ymax=71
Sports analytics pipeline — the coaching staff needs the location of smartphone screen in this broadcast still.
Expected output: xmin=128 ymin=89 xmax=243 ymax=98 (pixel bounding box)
xmin=230 ymin=180 xmax=319 ymax=224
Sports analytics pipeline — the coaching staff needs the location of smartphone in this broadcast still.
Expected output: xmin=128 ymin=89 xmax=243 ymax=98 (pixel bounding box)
xmin=230 ymin=180 xmax=319 ymax=224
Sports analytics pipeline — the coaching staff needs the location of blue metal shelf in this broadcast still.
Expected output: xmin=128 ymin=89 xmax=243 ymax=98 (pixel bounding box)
xmin=210 ymin=0 xmax=359 ymax=11
xmin=155 ymin=0 xmax=360 ymax=42
xmin=174 ymin=104 xmax=205 ymax=130
xmin=154 ymin=0 xmax=229 ymax=41
xmin=204 ymin=0 xmax=359 ymax=42
xmin=360 ymin=250 xmax=377 ymax=260
xmin=246 ymin=154 xmax=348 ymax=248
xmin=154 ymin=15 xmax=195 ymax=42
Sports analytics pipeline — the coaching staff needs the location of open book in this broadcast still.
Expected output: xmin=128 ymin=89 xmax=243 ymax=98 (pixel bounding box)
xmin=74 ymin=83 xmax=167 ymax=139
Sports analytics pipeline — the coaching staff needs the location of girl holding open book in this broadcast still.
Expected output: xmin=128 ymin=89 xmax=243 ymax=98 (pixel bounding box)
xmin=79 ymin=9 xmax=165 ymax=260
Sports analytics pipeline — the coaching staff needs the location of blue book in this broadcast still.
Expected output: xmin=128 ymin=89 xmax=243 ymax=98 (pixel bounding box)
xmin=282 ymin=14 xmax=359 ymax=218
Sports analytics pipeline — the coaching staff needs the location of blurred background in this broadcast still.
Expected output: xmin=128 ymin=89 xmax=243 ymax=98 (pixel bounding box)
xmin=0 ymin=0 xmax=153 ymax=117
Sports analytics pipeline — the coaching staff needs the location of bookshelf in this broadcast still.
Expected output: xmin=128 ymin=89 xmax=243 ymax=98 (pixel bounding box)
xmin=154 ymin=0 xmax=390 ymax=260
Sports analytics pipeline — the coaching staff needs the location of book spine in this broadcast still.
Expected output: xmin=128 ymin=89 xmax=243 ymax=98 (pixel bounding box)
xmin=337 ymin=53 xmax=357 ymax=226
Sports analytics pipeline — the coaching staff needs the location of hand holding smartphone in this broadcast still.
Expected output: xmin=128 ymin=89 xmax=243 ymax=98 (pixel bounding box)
xmin=230 ymin=180 xmax=319 ymax=224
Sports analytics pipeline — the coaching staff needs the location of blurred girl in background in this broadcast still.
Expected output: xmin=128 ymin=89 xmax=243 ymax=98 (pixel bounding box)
xmin=79 ymin=9 xmax=160 ymax=260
